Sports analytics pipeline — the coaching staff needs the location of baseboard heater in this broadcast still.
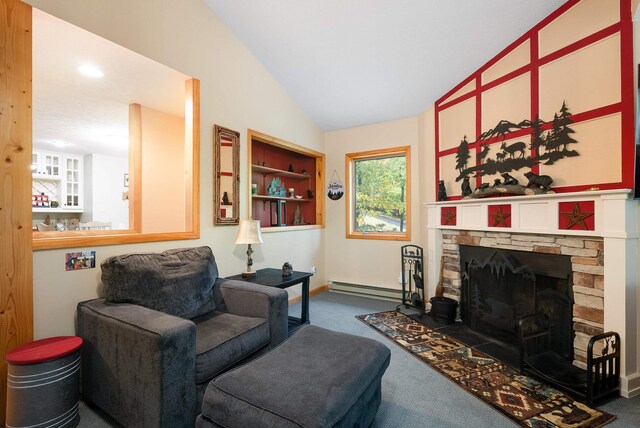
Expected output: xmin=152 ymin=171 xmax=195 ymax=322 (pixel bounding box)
xmin=328 ymin=281 xmax=402 ymax=302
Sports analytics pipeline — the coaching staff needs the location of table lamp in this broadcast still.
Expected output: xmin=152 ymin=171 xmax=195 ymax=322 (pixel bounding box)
xmin=235 ymin=219 xmax=264 ymax=277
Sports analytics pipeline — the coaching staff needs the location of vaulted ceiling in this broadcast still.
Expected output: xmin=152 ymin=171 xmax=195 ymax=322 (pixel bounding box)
xmin=204 ymin=0 xmax=566 ymax=131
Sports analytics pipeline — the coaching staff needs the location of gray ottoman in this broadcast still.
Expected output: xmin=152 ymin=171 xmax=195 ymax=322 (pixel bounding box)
xmin=197 ymin=324 xmax=391 ymax=428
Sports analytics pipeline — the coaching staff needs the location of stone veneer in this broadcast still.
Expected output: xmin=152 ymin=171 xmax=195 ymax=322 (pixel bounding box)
xmin=440 ymin=229 xmax=604 ymax=368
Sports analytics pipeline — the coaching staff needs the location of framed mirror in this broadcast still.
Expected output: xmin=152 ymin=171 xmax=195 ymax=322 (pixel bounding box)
xmin=214 ymin=125 xmax=240 ymax=225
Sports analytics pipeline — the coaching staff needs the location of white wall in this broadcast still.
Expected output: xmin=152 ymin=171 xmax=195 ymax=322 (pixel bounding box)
xmin=27 ymin=0 xmax=324 ymax=339
xmin=84 ymin=154 xmax=129 ymax=229
xmin=324 ymin=117 xmax=420 ymax=289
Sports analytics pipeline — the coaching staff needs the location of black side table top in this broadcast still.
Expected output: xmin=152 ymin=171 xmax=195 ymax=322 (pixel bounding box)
xmin=226 ymin=268 xmax=313 ymax=289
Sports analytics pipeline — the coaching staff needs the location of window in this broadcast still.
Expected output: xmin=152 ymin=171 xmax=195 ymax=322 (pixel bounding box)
xmin=345 ymin=146 xmax=410 ymax=240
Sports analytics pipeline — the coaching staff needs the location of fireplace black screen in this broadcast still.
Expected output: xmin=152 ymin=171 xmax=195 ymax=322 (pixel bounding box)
xmin=460 ymin=246 xmax=574 ymax=361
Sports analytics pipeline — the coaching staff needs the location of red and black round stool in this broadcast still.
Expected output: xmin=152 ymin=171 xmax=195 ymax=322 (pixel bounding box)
xmin=6 ymin=336 xmax=83 ymax=428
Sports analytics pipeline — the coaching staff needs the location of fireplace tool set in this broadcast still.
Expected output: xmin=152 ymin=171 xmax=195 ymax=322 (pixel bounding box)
xmin=397 ymin=245 xmax=425 ymax=315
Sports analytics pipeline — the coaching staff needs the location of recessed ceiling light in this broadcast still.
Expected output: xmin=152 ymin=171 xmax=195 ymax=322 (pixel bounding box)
xmin=78 ymin=64 xmax=104 ymax=78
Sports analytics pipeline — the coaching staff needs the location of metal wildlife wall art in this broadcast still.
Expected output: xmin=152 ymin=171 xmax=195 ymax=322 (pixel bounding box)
xmin=450 ymin=102 xmax=579 ymax=197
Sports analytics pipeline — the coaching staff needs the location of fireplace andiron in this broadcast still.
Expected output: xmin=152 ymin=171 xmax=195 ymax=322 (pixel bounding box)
xmin=518 ymin=313 xmax=620 ymax=407
xmin=397 ymin=245 xmax=425 ymax=315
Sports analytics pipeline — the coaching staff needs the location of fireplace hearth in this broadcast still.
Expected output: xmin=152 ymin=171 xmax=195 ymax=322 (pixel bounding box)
xmin=460 ymin=245 xmax=574 ymax=361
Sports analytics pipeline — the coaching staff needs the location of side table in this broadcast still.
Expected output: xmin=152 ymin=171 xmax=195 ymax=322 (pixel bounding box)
xmin=226 ymin=268 xmax=313 ymax=334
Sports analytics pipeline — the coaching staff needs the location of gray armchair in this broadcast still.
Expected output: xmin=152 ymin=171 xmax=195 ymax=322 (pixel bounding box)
xmin=77 ymin=246 xmax=288 ymax=427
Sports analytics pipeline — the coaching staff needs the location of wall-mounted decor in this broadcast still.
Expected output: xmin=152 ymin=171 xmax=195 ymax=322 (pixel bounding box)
xmin=454 ymin=102 xmax=578 ymax=184
xmin=327 ymin=170 xmax=344 ymax=201
xmin=65 ymin=251 xmax=96 ymax=271
xmin=559 ymin=201 xmax=594 ymax=231
xmin=214 ymin=125 xmax=240 ymax=225
xmin=488 ymin=204 xmax=511 ymax=228
xmin=441 ymin=207 xmax=456 ymax=226
xmin=435 ymin=0 xmax=634 ymax=200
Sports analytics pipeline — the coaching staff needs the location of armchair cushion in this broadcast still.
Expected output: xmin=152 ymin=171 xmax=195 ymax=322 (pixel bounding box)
xmin=101 ymin=246 xmax=217 ymax=319
xmin=193 ymin=312 xmax=269 ymax=384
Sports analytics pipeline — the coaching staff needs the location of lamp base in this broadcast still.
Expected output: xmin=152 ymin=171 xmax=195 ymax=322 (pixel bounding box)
xmin=242 ymin=271 xmax=256 ymax=278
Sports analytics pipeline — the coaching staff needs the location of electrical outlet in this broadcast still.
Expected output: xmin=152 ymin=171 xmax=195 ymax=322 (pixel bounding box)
xmin=311 ymin=266 xmax=317 ymax=273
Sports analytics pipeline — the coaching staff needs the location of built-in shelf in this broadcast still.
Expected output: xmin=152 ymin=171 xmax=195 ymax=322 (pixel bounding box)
xmin=33 ymin=208 xmax=83 ymax=214
xmin=32 ymin=174 xmax=61 ymax=181
xmin=252 ymin=164 xmax=311 ymax=180
xmin=252 ymin=195 xmax=311 ymax=203
xmin=249 ymin=129 xmax=325 ymax=229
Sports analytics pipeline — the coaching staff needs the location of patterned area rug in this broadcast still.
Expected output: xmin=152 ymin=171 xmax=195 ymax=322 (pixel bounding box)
xmin=357 ymin=311 xmax=615 ymax=428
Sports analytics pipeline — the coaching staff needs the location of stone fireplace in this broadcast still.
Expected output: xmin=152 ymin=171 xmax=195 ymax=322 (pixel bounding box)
xmin=442 ymin=231 xmax=603 ymax=368
xmin=425 ymin=190 xmax=640 ymax=398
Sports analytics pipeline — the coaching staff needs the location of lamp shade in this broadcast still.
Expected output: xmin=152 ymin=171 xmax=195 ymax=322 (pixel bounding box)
xmin=235 ymin=220 xmax=264 ymax=245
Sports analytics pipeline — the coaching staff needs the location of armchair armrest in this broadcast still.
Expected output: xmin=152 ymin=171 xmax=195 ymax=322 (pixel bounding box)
xmin=77 ymin=299 xmax=197 ymax=427
xmin=218 ymin=278 xmax=289 ymax=348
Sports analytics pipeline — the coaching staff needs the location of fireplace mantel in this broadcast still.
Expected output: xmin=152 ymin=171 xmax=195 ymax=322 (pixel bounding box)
xmin=424 ymin=189 xmax=640 ymax=398
xmin=427 ymin=189 xmax=634 ymax=238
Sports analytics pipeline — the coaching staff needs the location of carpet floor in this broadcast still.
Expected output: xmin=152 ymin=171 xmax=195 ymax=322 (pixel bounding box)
xmin=358 ymin=310 xmax=615 ymax=428
xmin=78 ymin=291 xmax=640 ymax=427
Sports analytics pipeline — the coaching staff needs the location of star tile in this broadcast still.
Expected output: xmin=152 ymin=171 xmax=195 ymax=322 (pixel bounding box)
xmin=441 ymin=206 xmax=457 ymax=226
xmin=488 ymin=204 xmax=511 ymax=227
xmin=559 ymin=201 xmax=594 ymax=230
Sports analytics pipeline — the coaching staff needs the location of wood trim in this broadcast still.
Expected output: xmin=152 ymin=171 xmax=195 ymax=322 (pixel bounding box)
xmin=315 ymin=156 xmax=325 ymax=227
xmin=288 ymin=284 xmax=329 ymax=305
xmin=247 ymin=129 xmax=324 ymax=158
xmin=345 ymin=146 xmax=411 ymax=241
xmin=186 ymin=78 xmax=200 ymax=232
xmin=32 ymin=77 xmax=200 ymax=250
xmin=129 ymin=103 xmax=142 ymax=232
xmin=1 ymin=0 xmax=34 ymax=423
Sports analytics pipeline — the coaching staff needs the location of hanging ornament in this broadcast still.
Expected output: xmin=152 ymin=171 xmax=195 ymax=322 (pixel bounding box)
xmin=327 ymin=170 xmax=344 ymax=200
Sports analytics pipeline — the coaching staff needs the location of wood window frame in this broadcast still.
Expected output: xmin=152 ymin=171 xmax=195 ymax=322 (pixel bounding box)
xmin=345 ymin=146 xmax=411 ymax=241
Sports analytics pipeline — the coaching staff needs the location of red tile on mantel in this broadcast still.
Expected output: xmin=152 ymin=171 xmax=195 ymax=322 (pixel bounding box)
xmin=488 ymin=204 xmax=511 ymax=228
xmin=559 ymin=201 xmax=595 ymax=231
xmin=441 ymin=207 xmax=456 ymax=226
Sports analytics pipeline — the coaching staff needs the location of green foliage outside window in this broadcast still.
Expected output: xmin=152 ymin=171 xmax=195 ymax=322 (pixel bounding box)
xmin=353 ymin=155 xmax=406 ymax=233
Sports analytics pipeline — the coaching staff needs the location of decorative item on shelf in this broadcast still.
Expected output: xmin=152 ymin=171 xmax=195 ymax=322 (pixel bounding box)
xmin=50 ymin=200 xmax=59 ymax=208
xmin=282 ymin=262 xmax=293 ymax=277
xmin=222 ymin=191 xmax=230 ymax=205
xmin=287 ymin=164 xmax=294 ymax=172
xmin=438 ymin=180 xmax=447 ymax=201
xmin=293 ymin=205 xmax=305 ymax=225
xmin=524 ymin=171 xmax=553 ymax=190
xmin=307 ymin=190 xmax=315 ymax=199
xmin=32 ymin=192 xmax=50 ymax=208
xmin=461 ymin=177 xmax=472 ymax=197
xmin=301 ymin=169 xmax=308 ymax=175
xmin=235 ymin=219 xmax=264 ymax=277
xmin=270 ymin=200 xmax=286 ymax=226
xmin=68 ymin=217 xmax=80 ymax=230
xmin=267 ymin=177 xmax=287 ymax=197
xmin=327 ymin=170 xmax=344 ymax=201
xmin=501 ymin=172 xmax=519 ymax=185
xmin=288 ymin=188 xmax=295 ymax=198
xmin=468 ymin=170 xmax=554 ymax=199
xmin=251 ymin=183 xmax=258 ymax=195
